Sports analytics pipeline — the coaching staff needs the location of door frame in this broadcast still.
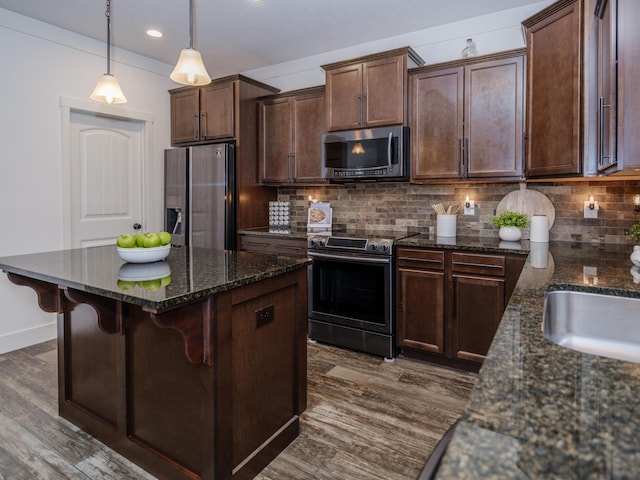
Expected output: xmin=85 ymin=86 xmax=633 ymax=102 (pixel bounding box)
xmin=59 ymin=96 xmax=155 ymax=249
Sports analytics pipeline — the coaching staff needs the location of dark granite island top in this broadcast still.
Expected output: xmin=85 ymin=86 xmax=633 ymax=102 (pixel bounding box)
xmin=0 ymin=245 xmax=310 ymax=311
xmin=0 ymin=245 xmax=310 ymax=480
xmin=426 ymin=241 xmax=640 ymax=479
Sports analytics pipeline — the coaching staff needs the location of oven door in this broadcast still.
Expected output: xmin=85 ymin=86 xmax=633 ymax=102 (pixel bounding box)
xmin=308 ymin=251 xmax=392 ymax=334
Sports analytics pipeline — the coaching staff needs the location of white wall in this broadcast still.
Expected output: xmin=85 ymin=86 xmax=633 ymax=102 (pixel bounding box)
xmin=243 ymin=1 xmax=554 ymax=92
xmin=0 ymin=8 xmax=175 ymax=353
xmin=0 ymin=0 xmax=554 ymax=353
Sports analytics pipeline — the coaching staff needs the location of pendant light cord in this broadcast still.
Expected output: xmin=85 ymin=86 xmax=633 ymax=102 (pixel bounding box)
xmin=189 ymin=0 xmax=194 ymax=49
xmin=106 ymin=0 xmax=112 ymax=75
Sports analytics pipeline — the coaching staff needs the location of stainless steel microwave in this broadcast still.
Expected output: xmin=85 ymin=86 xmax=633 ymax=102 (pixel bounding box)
xmin=322 ymin=125 xmax=409 ymax=181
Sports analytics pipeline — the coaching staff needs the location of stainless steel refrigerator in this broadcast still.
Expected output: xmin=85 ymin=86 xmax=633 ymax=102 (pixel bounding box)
xmin=164 ymin=143 xmax=236 ymax=250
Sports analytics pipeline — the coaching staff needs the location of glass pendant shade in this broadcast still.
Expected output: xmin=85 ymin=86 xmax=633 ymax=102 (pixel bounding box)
xmin=91 ymin=0 xmax=127 ymax=104
xmin=90 ymin=74 xmax=127 ymax=104
xmin=170 ymin=48 xmax=211 ymax=86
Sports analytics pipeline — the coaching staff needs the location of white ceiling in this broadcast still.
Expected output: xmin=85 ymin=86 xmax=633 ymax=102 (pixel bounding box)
xmin=0 ymin=0 xmax=545 ymax=75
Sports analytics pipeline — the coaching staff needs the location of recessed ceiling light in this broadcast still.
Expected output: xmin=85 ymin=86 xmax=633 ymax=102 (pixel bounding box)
xmin=146 ymin=29 xmax=163 ymax=38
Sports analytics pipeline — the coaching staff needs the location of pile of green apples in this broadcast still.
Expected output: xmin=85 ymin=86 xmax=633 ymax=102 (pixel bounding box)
xmin=116 ymin=231 xmax=172 ymax=249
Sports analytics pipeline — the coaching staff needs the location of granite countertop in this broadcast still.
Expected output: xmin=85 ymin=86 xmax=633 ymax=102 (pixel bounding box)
xmin=0 ymin=245 xmax=310 ymax=311
xmin=395 ymin=233 xmax=532 ymax=255
xmin=430 ymin=240 xmax=640 ymax=479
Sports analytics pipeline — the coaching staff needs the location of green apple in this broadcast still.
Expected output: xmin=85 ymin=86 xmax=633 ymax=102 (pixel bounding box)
xmin=140 ymin=278 xmax=162 ymax=291
xmin=117 ymin=279 xmax=137 ymax=290
xmin=116 ymin=233 xmax=136 ymax=248
xmin=160 ymin=275 xmax=171 ymax=287
xmin=134 ymin=232 xmax=147 ymax=247
xmin=143 ymin=233 xmax=161 ymax=248
xmin=158 ymin=231 xmax=172 ymax=246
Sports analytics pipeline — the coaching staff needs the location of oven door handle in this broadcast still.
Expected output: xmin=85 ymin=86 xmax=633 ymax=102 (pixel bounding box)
xmin=308 ymin=251 xmax=391 ymax=264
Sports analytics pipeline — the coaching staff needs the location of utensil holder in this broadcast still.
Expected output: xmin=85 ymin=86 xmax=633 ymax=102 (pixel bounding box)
xmin=437 ymin=215 xmax=457 ymax=237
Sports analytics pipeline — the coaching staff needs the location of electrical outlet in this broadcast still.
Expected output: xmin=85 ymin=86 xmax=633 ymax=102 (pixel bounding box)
xmin=583 ymin=201 xmax=599 ymax=219
xmin=583 ymin=266 xmax=598 ymax=285
xmin=255 ymin=304 xmax=274 ymax=328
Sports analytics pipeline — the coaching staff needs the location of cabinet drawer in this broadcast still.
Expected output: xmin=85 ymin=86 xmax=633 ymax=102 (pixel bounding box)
xmin=397 ymin=248 xmax=445 ymax=271
xmin=451 ymin=252 xmax=505 ymax=276
xmin=240 ymin=235 xmax=308 ymax=258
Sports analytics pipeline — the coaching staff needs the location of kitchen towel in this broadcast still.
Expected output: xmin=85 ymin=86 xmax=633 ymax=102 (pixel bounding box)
xmin=530 ymin=215 xmax=549 ymax=242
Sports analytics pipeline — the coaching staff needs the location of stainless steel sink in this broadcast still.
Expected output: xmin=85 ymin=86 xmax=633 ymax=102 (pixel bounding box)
xmin=543 ymin=290 xmax=640 ymax=363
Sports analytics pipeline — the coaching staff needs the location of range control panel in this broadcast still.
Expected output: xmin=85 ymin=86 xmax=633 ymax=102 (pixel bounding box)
xmin=307 ymin=236 xmax=392 ymax=255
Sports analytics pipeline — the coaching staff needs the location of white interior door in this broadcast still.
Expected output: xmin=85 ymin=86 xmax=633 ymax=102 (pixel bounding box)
xmin=69 ymin=112 xmax=143 ymax=248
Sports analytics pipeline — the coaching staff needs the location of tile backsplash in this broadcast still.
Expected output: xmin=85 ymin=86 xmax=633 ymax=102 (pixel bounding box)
xmin=278 ymin=179 xmax=640 ymax=244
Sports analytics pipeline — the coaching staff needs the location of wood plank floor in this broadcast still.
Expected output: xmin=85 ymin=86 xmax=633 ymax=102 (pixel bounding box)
xmin=0 ymin=340 xmax=476 ymax=480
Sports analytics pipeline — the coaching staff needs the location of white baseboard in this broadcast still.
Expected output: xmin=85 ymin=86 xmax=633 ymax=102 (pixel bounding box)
xmin=0 ymin=321 xmax=57 ymax=354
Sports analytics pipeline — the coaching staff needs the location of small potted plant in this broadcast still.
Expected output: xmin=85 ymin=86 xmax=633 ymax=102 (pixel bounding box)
xmin=628 ymin=221 xmax=640 ymax=266
xmin=491 ymin=210 xmax=529 ymax=241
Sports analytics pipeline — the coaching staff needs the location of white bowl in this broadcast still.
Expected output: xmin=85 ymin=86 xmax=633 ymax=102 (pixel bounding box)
xmin=117 ymin=244 xmax=170 ymax=264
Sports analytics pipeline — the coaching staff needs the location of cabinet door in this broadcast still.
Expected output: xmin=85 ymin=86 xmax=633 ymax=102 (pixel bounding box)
xmin=397 ymin=267 xmax=445 ymax=354
xmin=465 ymin=56 xmax=524 ymax=178
xmin=363 ymin=55 xmax=405 ymax=128
xmin=201 ymin=82 xmax=235 ymax=141
xmin=596 ymin=0 xmax=617 ymax=172
xmin=260 ymin=98 xmax=292 ymax=183
xmin=292 ymin=92 xmax=325 ymax=183
xmin=525 ymin=0 xmax=582 ymax=177
xmin=325 ymin=64 xmax=363 ymax=131
xmin=410 ymin=67 xmax=463 ymax=180
xmin=452 ymin=274 xmax=504 ymax=363
xmin=171 ymin=89 xmax=200 ymax=145
xmin=617 ymin=0 xmax=640 ymax=170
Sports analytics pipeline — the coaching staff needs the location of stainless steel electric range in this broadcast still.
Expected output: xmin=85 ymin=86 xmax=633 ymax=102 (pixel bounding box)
xmin=306 ymin=231 xmax=417 ymax=360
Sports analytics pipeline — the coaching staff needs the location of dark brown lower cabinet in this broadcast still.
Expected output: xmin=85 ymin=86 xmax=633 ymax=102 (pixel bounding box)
xmin=239 ymin=233 xmax=308 ymax=257
xmin=452 ymin=274 xmax=504 ymax=363
xmin=396 ymin=247 xmax=525 ymax=370
xmin=397 ymin=248 xmax=446 ymax=355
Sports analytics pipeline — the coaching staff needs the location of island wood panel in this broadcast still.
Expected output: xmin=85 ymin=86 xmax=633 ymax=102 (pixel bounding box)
xmin=127 ymin=307 xmax=205 ymax=476
xmin=11 ymin=265 xmax=307 ymax=480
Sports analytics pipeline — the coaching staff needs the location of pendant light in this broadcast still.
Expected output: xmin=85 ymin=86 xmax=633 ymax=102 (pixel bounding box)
xmin=90 ymin=0 xmax=127 ymax=104
xmin=170 ymin=0 xmax=212 ymax=86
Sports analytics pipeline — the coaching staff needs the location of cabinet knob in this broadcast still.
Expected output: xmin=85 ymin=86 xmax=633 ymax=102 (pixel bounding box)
xmin=133 ymin=223 xmax=142 ymax=230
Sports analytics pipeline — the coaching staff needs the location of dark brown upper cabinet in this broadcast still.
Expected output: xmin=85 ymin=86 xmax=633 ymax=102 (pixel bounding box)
xmin=259 ymin=86 xmax=327 ymax=185
xmin=595 ymin=0 xmax=640 ymax=174
xmin=409 ymin=50 xmax=525 ymax=182
xmin=523 ymin=0 xmax=583 ymax=178
xmin=169 ymin=75 xmax=278 ymax=146
xmin=322 ymin=47 xmax=424 ymax=132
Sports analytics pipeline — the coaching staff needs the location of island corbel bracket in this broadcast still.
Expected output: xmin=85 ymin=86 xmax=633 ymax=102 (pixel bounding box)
xmin=147 ymin=297 xmax=214 ymax=366
xmin=7 ymin=272 xmax=61 ymax=313
xmin=63 ymin=288 xmax=122 ymax=335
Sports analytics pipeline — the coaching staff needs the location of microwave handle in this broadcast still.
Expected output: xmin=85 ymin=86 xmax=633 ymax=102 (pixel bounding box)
xmin=387 ymin=131 xmax=393 ymax=168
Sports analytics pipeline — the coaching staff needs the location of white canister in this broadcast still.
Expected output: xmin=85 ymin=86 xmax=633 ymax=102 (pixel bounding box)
xmin=530 ymin=215 xmax=549 ymax=243
xmin=437 ymin=215 xmax=457 ymax=237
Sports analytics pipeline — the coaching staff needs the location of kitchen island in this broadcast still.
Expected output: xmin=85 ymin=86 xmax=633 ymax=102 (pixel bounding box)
xmin=400 ymin=239 xmax=640 ymax=478
xmin=0 ymin=245 xmax=310 ymax=480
